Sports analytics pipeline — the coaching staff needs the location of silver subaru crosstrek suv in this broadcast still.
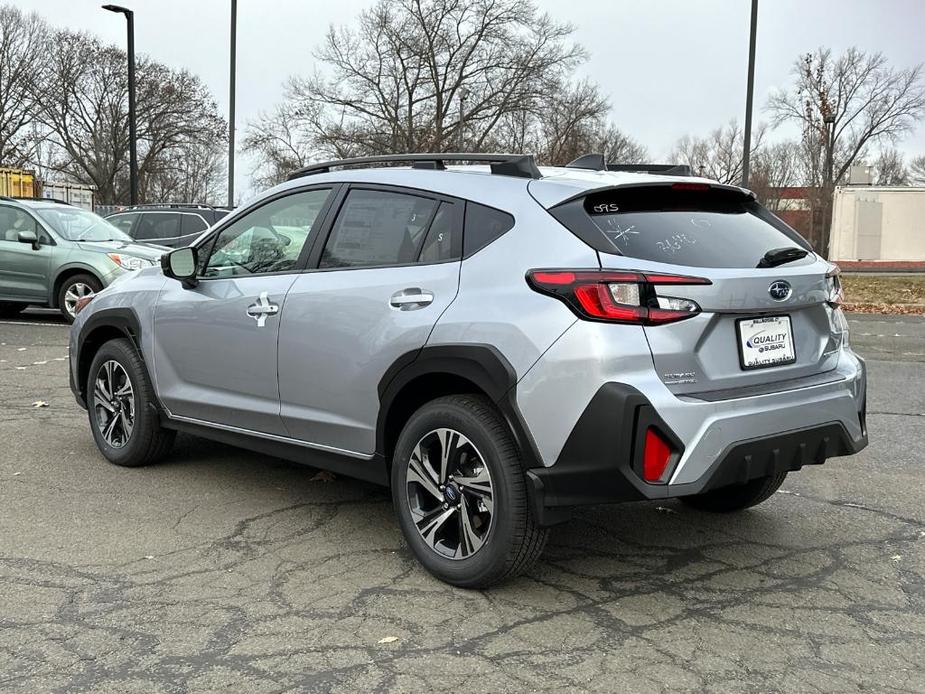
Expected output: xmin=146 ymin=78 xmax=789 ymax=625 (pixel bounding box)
xmin=69 ymin=153 xmax=867 ymax=587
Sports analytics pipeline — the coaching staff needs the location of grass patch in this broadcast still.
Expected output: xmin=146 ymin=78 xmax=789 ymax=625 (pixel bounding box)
xmin=841 ymin=274 xmax=925 ymax=305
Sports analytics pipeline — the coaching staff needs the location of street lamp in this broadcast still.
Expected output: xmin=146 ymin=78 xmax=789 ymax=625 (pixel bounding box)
xmin=821 ymin=112 xmax=837 ymax=257
xmin=823 ymin=112 xmax=836 ymax=186
xmin=741 ymin=0 xmax=758 ymax=187
xmin=228 ymin=0 xmax=237 ymax=208
xmin=102 ymin=4 xmax=138 ymax=206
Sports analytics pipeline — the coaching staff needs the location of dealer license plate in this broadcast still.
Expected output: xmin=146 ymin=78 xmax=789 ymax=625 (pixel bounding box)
xmin=737 ymin=315 xmax=796 ymax=369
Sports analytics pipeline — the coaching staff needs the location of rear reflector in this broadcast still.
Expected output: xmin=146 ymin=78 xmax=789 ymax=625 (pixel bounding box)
xmin=643 ymin=427 xmax=673 ymax=483
xmin=526 ymin=269 xmax=709 ymax=325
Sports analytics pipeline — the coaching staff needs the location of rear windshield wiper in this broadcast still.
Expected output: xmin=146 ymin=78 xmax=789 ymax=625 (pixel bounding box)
xmin=758 ymin=247 xmax=809 ymax=268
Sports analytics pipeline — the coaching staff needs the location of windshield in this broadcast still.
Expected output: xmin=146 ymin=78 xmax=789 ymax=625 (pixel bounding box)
xmin=34 ymin=207 xmax=133 ymax=243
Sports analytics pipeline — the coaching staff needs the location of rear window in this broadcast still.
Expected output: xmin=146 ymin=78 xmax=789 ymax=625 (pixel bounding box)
xmin=553 ymin=186 xmax=812 ymax=269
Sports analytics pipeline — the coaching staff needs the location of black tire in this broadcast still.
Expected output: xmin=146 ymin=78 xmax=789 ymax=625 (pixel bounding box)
xmin=0 ymin=301 xmax=28 ymax=318
xmin=57 ymin=273 xmax=101 ymax=323
xmin=680 ymin=472 xmax=788 ymax=513
xmin=391 ymin=394 xmax=548 ymax=588
xmin=87 ymin=338 xmax=175 ymax=467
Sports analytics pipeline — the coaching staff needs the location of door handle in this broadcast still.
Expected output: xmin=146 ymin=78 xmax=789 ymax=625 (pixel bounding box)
xmin=390 ymin=288 xmax=434 ymax=310
xmin=246 ymin=291 xmax=280 ymax=327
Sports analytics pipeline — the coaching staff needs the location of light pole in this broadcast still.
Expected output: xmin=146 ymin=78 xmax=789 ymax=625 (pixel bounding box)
xmin=741 ymin=0 xmax=758 ymax=188
xmin=228 ymin=0 xmax=237 ymax=208
xmin=102 ymin=5 xmax=138 ymax=205
xmin=822 ymin=112 xmax=836 ymax=255
xmin=823 ymin=113 xmax=836 ymax=186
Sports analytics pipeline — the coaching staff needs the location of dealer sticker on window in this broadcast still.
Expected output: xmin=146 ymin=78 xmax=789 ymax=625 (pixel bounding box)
xmin=737 ymin=315 xmax=796 ymax=369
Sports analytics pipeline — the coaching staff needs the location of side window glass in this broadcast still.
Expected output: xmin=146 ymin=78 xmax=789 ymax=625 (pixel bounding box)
xmin=0 ymin=207 xmax=37 ymax=242
xmin=203 ymin=188 xmax=332 ymax=278
xmin=464 ymin=203 xmax=514 ymax=256
xmin=418 ymin=202 xmax=459 ymax=263
xmin=181 ymin=214 xmax=208 ymax=236
xmin=135 ymin=213 xmax=180 ymax=241
xmin=320 ymin=189 xmax=437 ymax=269
xmin=108 ymin=213 xmax=138 ymax=236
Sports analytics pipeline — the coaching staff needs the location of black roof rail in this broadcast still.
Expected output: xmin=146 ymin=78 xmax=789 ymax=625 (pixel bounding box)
xmin=123 ymin=203 xmax=227 ymax=211
xmin=288 ymin=153 xmax=542 ymax=181
xmin=565 ymin=153 xmax=692 ymax=177
xmin=0 ymin=195 xmax=72 ymax=205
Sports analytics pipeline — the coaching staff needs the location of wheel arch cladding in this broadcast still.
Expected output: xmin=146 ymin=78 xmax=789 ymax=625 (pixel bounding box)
xmin=376 ymin=344 xmax=543 ymax=471
xmin=75 ymin=308 xmax=146 ymax=405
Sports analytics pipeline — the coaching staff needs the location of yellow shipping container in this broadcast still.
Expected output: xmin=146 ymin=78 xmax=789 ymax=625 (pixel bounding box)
xmin=0 ymin=167 xmax=35 ymax=198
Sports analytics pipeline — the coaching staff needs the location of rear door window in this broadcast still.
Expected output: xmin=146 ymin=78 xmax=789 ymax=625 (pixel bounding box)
xmin=320 ymin=189 xmax=437 ymax=269
xmin=135 ymin=213 xmax=180 ymax=242
xmin=557 ymin=186 xmax=813 ymax=269
xmin=418 ymin=202 xmax=460 ymax=263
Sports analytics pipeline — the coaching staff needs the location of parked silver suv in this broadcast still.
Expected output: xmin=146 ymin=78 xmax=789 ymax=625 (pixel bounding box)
xmin=69 ymin=153 xmax=868 ymax=587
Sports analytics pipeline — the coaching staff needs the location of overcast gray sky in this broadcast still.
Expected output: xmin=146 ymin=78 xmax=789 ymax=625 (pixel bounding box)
xmin=16 ymin=0 xmax=925 ymax=197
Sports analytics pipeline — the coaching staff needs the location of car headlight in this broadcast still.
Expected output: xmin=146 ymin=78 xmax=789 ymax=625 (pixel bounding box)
xmin=107 ymin=253 xmax=154 ymax=271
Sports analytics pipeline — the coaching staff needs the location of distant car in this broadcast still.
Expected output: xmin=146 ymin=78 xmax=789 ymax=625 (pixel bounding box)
xmin=106 ymin=204 xmax=231 ymax=247
xmin=0 ymin=197 xmax=165 ymax=322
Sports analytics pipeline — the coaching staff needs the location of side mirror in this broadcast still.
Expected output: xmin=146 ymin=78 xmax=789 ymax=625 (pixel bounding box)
xmin=161 ymin=246 xmax=198 ymax=288
xmin=17 ymin=230 xmax=39 ymax=251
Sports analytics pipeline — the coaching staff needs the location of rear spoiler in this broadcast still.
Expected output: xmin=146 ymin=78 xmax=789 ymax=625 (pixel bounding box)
xmin=550 ymin=180 xmax=756 ymax=209
xmin=566 ymin=153 xmax=692 ymax=177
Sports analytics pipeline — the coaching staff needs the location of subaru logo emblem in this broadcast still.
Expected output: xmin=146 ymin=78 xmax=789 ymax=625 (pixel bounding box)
xmin=768 ymin=280 xmax=792 ymax=301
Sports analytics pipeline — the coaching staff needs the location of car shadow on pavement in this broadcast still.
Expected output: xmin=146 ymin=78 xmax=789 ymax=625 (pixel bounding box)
xmin=151 ymin=432 xmax=904 ymax=601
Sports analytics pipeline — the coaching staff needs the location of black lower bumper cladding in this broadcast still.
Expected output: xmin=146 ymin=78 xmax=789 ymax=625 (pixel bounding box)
xmin=526 ymin=382 xmax=867 ymax=526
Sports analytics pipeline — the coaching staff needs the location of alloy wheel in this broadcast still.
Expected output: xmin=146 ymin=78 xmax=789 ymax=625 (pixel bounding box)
xmin=64 ymin=282 xmax=93 ymax=318
xmin=93 ymin=360 xmax=135 ymax=448
xmin=405 ymin=428 xmax=494 ymax=559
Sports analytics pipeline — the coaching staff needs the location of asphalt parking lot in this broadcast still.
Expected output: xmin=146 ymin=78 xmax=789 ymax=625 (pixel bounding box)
xmin=1 ymin=310 xmax=923 ymax=693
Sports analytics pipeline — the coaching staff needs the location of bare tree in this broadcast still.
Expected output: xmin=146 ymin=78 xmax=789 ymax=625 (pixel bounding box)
xmin=872 ymin=147 xmax=909 ymax=185
xmin=0 ymin=5 xmax=46 ymax=166
xmin=34 ymin=30 xmax=225 ymax=204
xmin=486 ymin=78 xmax=645 ymax=166
xmin=596 ymin=124 xmax=649 ymax=165
xmin=769 ymin=48 xmax=925 ymax=185
xmin=144 ymin=138 xmax=226 ymax=204
xmin=245 ymin=0 xmax=598 ymax=183
xmin=242 ymin=100 xmax=321 ymax=189
xmin=749 ymin=140 xmax=803 ymax=211
xmin=670 ymin=120 xmax=765 ymax=184
xmin=503 ymin=78 xmax=609 ymax=165
xmin=911 ymin=154 xmax=925 ymax=185
xmin=768 ymin=47 xmax=925 ymax=253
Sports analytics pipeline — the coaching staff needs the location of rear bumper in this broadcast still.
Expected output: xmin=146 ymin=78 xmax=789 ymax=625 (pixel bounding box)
xmin=517 ymin=321 xmax=868 ymax=525
xmin=525 ymin=378 xmax=867 ymax=526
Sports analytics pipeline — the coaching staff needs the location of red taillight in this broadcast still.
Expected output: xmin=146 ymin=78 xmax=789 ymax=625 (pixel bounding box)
xmin=526 ymin=269 xmax=710 ymax=325
xmin=641 ymin=273 xmax=710 ymax=285
xmin=671 ymin=182 xmax=711 ymax=192
xmin=643 ymin=427 xmax=673 ymax=483
xmin=573 ymin=284 xmax=646 ymax=322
